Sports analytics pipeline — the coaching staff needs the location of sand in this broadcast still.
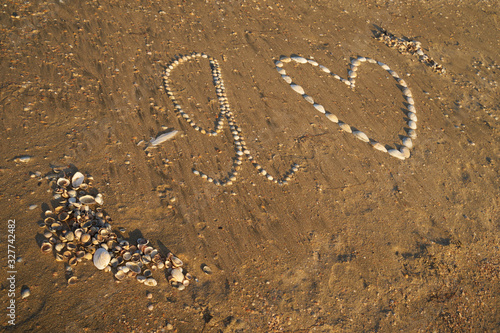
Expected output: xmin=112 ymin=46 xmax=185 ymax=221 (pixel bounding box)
xmin=1 ymin=0 xmax=499 ymax=331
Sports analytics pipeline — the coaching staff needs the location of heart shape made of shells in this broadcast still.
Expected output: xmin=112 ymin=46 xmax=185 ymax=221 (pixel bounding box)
xmin=275 ymin=55 xmax=418 ymax=160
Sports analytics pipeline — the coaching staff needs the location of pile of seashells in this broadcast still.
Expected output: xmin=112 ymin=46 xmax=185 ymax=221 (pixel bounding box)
xmin=375 ymin=28 xmax=446 ymax=74
xmin=39 ymin=170 xmax=192 ymax=290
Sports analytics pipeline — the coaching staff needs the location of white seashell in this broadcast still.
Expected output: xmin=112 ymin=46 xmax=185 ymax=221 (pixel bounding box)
xmin=303 ymin=95 xmax=314 ymax=104
xmin=388 ymin=149 xmax=406 ymax=160
xmin=357 ymin=57 xmax=366 ymax=62
xmin=348 ymin=70 xmax=357 ymax=78
xmin=408 ymin=104 xmax=416 ymax=113
xmin=381 ymin=64 xmax=391 ymax=71
xmin=290 ymin=84 xmax=305 ymax=95
xmin=275 ymin=60 xmax=284 ymax=67
xmin=171 ymin=268 xmax=184 ymax=283
xmin=398 ymin=79 xmax=407 ymax=87
xmin=115 ymin=270 xmax=126 ymax=281
xmin=351 ymin=59 xmax=360 ymax=67
xmin=408 ymin=112 xmax=417 ymax=122
xmin=407 ymin=129 xmax=417 ymax=139
xmin=71 ymin=172 xmax=85 ymax=188
xmin=371 ymin=142 xmax=387 ymax=153
xmin=367 ymin=58 xmax=377 ymax=64
xmin=291 ymin=55 xmax=307 ymax=64
xmin=95 ymin=193 xmax=104 ymax=206
xmin=93 ymin=248 xmax=111 ymax=270
xmin=313 ymin=104 xmax=325 ymax=114
xmin=400 ymin=146 xmax=411 ymax=158
xmin=126 ymin=262 xmax=142 ymax=274
xmin=281 ymin=75 xmax=292 ymax=84
xmin=338 ymin=122 xmax=352 ymax=133
xmin=144 ymin=278 xmax=157 ymax=287
xmin=79 ymin=195 xmax=96 ymax=205
xmin=352 ymin=131 xmax=369 ymax=143
xmin=319 ymin=65 xmax=331 ymax=73
xmin=406 ymin=97 xmax=414 ymax=105
xmin=137 ymin=275 xmax=146 ymax=283
xmin=402 ymin=137 xmax=413 ymax=149
xmin=57 ymin=178 xmax=70 ymax=187
xmin=21 ymin=287 xmax=30 ymax=299
xmin=325 ymin=112 xmax=338 ymax=123
xmin=408 ymin=120 xmax=417 ymax=130
xmin=276 ymin=67 xmax=286 ymax=75
xmin=308 ymin=59 xmax=319 ymax=66
xmin=171 ymin=256 xmax=183 ymax=267
xmin=150 ymin=130 xmax=179 ymax=146
xmin=402 ymin=87 xmax=412 ymax=97
xmin=279 ymin=56 xmax=291 ymax=63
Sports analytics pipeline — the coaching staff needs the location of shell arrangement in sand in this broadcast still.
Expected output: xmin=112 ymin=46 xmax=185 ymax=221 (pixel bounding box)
xmin=39 ymin=169 xmax=192 ymax=290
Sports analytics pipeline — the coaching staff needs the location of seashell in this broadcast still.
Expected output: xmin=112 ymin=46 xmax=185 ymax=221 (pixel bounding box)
xmin=95 ymin=193 xmax=104 ymax=206
xmin=68 ymin=256 xmax=78 ymax=266
xmin=150 ymin=249 xmax=159 ymax=257
xmin=202 ymin=264 xmax=212 ymax=274
xmin=76 ymin=250 xmax=85 ymax=259
xmin=41 ymin=241 xmax=53 ymax=254
xmin=352 ymin=131 xmax=369 ymax=143
xmin=348 ymin=70 xmax=357 ymax=78
xmin=122 ymin=251 xmax=132 ymax=261
xmin=71 ymin=172 xmax=85 ymax=188
xmin=144 ymin=278 xmax=157 ymax=287
xmin=325 ymin=112 xmax=338 ymax=123
xmin=185 ymin=272 xmax=193 ymax=281
xmin=55 ymin=253 xmax=64 ymax=261
xmin=279 ymin=56 xmax=291 ymax=63
xmin=182 ymin=279 xmax=190 ymax=287
xmin=128 ymin=271 xmax=137 ymax=278
xmin=143 ymin=269 xmax=152 ymax=278
xmin=400 ymin=146 xmax=411 ymax=158
xmin=150 ymin=130 xmax=179 ymax=146
xmin=68 ymin=276 xmax=78 ymax=285
xmin=308 ymin=59 xmax=319 ymax=66
xmin=408 ymin=120 xmax=417 ymax=130
xmin=143 ymin=246 xmax=154 ymax=255
xmin=44 ymin=217 xmax=55 ymax=225
xmin=406 ymin=97 xmax=414 ymax=105
xmin=131 ymin=253 xmax=141 ymax=262
xmin=171 ymin=267 xmax=184 ymax=282
xmin=79 ymin=195 xmax=96 ymax=205
xmin=408 ymin=104 xmax=416 ymax=113
xmin=170 ymin=256 xmax=183 ymax=268
xmin=51 ymin=221 xmax=62 ymax=230
xmin=58 ymin=212 xmax=69 ymax=221
xmin=407 ymin=129 xmax=417 ymax=139
xmin=104 ymin=266 xmax=111 ymax=273
xmin=157 ymin=261 xmax=165 ymax=270
xmin=126 ymin=262 xmax=142 ymax=274
xmin=388 ymin=149 xmax=406 ymax=160
xmin=313 ymin=104 xmax=325 ymax=113
xmin=408 ymin=112 xmax=417 ymax=122
xmin=68 ymin=197 xmax=76 ymax=204
xmin=83 ymin=252 xmax=92 ymax=261
xmin=115 ymin=270 xmax=126 ymax=281
xmin=55 ymin=243 xmax=65 ymax=252
xmin=136 ymin=275 xmax=146 ymax=283
xmin=137 ymin=238 xmax=149 ymax=246
xmin=93 ymin=248 xmax=111 ymax=270
xmin=402 ymin=137 xmax=413 ymax=149
xmin=290 ymin=84 xmax=305 ymax=95
xmin=74 ymin=229 xmax=83 ymax=240
xmin=80 ymin=233 xmax=91 ymax=245
xmin=43 ymin=230 xmax=52 ymax=238
xmin=49 ymin=236 xmax=57 ymax=244
xmin=370 ymin=141 xmax=388 ymax=153
xmin=67 ymin=190 xmax=77 ymax=198
xmin=57 ymin=178 xmax=70 ymax=187
xmin=274 ymin=60 xmax=284 ymax=67
xmin=177 ymin=284 xmax=186 ymax=291
xmin=276 ymin=67 xmax=285 ymax=75
xmin=319 ymin=65 xmax=331 ymax=73
xmin=281 ymin=75 xmax=292 ymax=84
xmin=303 ymin=95 xmax=314 ymax=104
xmin=290 ymin=55 xmax=307 ymax=64
xmin=338 ymin=122 xmax=352 ymax=133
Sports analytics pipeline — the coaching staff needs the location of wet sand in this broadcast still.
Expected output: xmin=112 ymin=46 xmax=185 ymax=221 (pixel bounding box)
xmin=1 ymin=0 xmax=499 ymax=332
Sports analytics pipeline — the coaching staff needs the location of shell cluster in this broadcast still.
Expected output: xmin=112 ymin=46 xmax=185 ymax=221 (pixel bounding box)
xmin=163 ymin=52 xmax=299 ymax=186
xmin=39 ymin=170 xmax=192 ymax=290
xmin=275 ymin=55 xmax=417 ymax=160
xmin=374 ymin=28 xmax=446 ymax=75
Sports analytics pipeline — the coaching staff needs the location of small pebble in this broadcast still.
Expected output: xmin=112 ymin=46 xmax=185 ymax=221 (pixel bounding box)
xmin=147 ymin=304 xmax=154 ymax=311
xmin=29 ymin=204 xmax=37 ymax=210
xmin=146 ymin=292 xmax=153 ymax=299
xmin=166 ymin=323 xmax=174 ymax=330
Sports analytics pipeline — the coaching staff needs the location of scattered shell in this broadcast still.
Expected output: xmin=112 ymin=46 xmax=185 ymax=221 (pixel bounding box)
xmin=171 ymin=268 xmax=184 ymax=283
xmin=171 ymin=256 xmax=183 ymax=268
xmin=57 ymin=178 xmax=70 ymax=187
xmin=115 ymin=270 xmax=126 ymax=281
xmin=144 ymin=278 xmax=158 ymax=287
xmin=93 ymin=248 xmax=111 ymax=270
xmin=71 ymin=172 xmax=85 ymax=188
xmin=68 ymin=276 xmax=78 ymax=285
xmin=21 ymin=287 xmax=30 ymax=299
xmin=41 ymin=242 xmax=52 ymax=254
xmin=126 ymin=262 xmax=142 ymax=274
xmin=95 ymin=193 xmax=104 ymax=206
xmin=79 ymin=195 xmax=96 ymax=205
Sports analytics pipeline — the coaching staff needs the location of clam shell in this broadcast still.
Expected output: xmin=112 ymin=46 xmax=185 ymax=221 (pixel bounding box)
xmin=313 ymin=104 xmax=325 ymax=114
xmin=95 ymin=193 xmax=104 ymax=206
xmin=388 ymin=149 xmax=406 ymax=160
xmin=290 ymin=84 xmax=305 ymax=95
xmin=144 ymin=278 xmax=158 ymax=287
xmin=400 ymin=146 xmax=411 ymax=158
xmin=115 ymin=270 xmax=126 ymax=281
xmin=71 ymin=172 xmax=85 ymax=188
xmin=408 ymin=120 xmax=417 ymax=130
xmin=126 ymin=262 xmax=142 ymax=274
xmin=93 ymin=248 xmax=111 ymax=270
xmin=171 ymin=268 xmax=184 ymax=283
xmin=171 ymin=256 xmax=183 ymax=268
xmin=325 ymin=113 xmax=338 ymax=123
xmin=41 ymin=241 xmax=53 ymax=254
xmin=338 ymin=122 xmax=352 ymax=133
xmin=55 ymin=243 xmax=65 ymax=252
xmin=352 ymin=131 xmax=369 ymax=143
xmin=68 ymin=276 xmax=78 ymax=285
xmin=319 ymin=65 xmax=331 ymax=73
xmin=370 ymin=142 xmax=388 ymax=153
xmin=57 ymin=178 xmax=70 ymax=187
xmin=137 ymin=275 xmax=146 ymax=283
xmin=79 ymin=195 xmax=96 ymax=205
xmin=281 ymin=75 xmax=292 ymax=84
xmin=402 ymin=137 xmax=413 ymax=149
xmin=290 ymin=55 xmax=307 ymax=64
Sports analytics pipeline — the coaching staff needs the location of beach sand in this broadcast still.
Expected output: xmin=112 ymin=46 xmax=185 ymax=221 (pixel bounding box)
xmin=1 ymin=0 xmax=499 ymax=331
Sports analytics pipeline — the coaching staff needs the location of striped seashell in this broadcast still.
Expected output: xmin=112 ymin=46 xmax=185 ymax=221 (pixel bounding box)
xmin=290 ymin=84 xmax=305 ymax=95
